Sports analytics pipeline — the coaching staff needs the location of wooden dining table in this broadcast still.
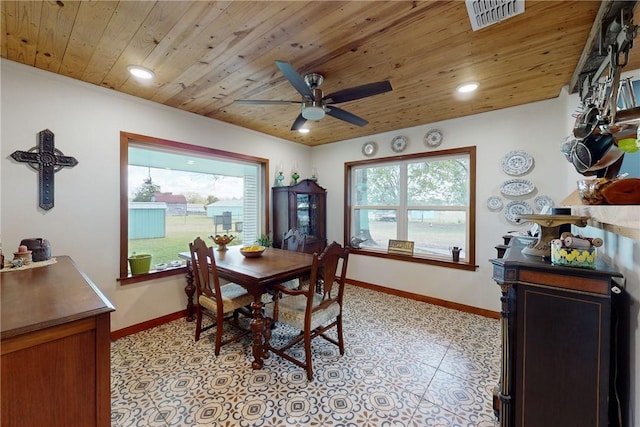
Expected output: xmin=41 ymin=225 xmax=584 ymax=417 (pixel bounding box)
xmin=179 ymin=246 xmax=313 ymax=369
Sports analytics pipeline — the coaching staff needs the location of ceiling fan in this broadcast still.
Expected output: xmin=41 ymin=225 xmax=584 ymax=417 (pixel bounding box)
xmin=235 ymin=60 xmax=393 ymax=131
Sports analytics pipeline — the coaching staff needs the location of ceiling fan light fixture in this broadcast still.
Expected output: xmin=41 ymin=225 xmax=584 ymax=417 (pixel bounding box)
xmin=237 ymin=61 xmax=390 ymax=130
xmin=127 ymin=65 xmax=155 ymax=80
xmin=456 ymin=82 xmax=479 ymax=93
xmin=301 ymin=105 xmax=325 ymax=121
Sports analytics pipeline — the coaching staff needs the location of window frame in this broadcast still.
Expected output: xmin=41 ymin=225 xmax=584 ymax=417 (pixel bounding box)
xmin=344 ymin=146 xmax=477 ymax=271
xmin=119 ymin=131 xmax=270 ymax=284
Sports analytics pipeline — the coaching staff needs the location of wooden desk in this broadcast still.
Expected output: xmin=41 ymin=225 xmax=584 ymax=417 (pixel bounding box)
xmin=179 ymin=246 xmax=313 ymax=368
xmin=1 ymin=256 xmax=115 ymax=427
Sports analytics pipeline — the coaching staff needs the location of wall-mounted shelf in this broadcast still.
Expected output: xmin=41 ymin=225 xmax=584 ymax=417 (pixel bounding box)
xmin=570 ymin=205 xmax=639 ymax=240
xmin=561 ymin=190 xmax=639 ymax=240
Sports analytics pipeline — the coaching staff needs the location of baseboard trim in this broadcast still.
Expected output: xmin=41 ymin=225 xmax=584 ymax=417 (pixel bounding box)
xmin=347 ymin=279 xmax=500 ymax=319
xmin=111 ymin=310 xmax=187 ymax=341
xmin=111 ymin=281 xmax=499 ymax=340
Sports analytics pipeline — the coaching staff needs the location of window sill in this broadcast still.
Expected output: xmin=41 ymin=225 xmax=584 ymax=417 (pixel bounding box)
xmin=117 ymin=266 xmax=187 ymax=285
xmin=349 ymin=248 xmax=478 ymax=271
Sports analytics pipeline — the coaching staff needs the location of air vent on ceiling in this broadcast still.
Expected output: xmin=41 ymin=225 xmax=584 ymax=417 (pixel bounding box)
xmin=465 ymin=0 xmax=525 ymax=31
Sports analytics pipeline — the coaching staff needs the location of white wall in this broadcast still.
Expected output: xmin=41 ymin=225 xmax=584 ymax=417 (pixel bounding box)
xmin=582 ymin=226 xmax=639 ymax=426
xmin=313 ymin=93 xmax=573 ymax=312
xmin=0 ymin=59 xmax=311 ymax=331
xmin=559 ymin=78 xmax=640 ymax=425
xmin=0 ymin=58 xmax=595 ymax=321
xmin=2 ymin=56 xmax=639 ymax=423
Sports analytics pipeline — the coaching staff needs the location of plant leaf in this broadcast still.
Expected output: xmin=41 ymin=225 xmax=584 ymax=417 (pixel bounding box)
xmin=617 ymin=138 xmax=639 ymax=153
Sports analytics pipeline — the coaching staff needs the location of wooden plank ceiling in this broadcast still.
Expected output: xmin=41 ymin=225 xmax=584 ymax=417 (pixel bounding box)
xmin=0 ymin=1 xmax=626 ymax=146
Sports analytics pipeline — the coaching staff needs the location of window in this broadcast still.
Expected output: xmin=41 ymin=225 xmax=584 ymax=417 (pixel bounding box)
xmin=345 ymin=146 xmax=476 ymax=269
xmin=119 ymin=132 xmax=269 ymax=283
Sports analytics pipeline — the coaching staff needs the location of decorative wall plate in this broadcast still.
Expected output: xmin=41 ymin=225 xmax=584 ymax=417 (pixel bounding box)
xmin=391 ymin=135 xmax=408 ymax=153
xmin=504 ymin=201 xmax=533 ymax=224
xmin=487 ymin=196 xmax=503 ymax=211
xmin=533 ymin=195 xmax=554 ymax=211
xmin=424 ymin=129 xmax=443 ymax=147
xmin=500 ymin=179 xmax=536 ymax=196
xmin=501 ymin=150 xmax=534 ymax=176
xmin=362 ymin=141 xmax=377 ymax=157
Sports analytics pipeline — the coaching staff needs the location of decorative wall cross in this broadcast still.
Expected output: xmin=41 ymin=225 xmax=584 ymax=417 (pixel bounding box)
xmin=10 ymin=129 xmax=78 ymax=210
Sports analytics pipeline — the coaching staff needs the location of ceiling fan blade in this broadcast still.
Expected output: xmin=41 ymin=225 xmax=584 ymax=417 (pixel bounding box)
xmin=291 ymin=114 xmax=308 ymax=131
xmin=275 ymin=60 xmax=314 ymax=99
xmin=325 ymin=106 xmax=368 ymax=127
xmin=234 ymin=99 xmax=299 ymax=105
xmin=324 ymin=81 xmax=392 ymax=104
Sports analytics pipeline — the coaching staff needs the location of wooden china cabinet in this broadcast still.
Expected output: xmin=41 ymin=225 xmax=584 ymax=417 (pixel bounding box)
xmin=490 ymin=238 xmax=623 ymax=427
xmin=272 ymin=179 xmax=327 ymax=254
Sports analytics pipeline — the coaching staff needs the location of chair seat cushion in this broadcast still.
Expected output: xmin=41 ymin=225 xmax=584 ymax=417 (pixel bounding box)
xmin=199 ymin=283 xmax=253 ymax=314
xmin=277 ymin=294 xmax=340 ymax=331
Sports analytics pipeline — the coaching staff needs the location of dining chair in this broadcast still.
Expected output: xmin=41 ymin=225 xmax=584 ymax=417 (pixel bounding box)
xmin=189 ymin=236 xmax=253 ymax=355
xmin=267 ymin=241 xmax=349 ymax=380
xmin=282 ymin=228 xmax=306 ymax=252
xmin=281 ymin=228 xmax=309 ymax=290
xmin=270 ymin=228 xmax=309 ymax=324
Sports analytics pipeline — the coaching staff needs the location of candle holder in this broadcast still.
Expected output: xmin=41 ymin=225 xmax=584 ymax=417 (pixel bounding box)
xmin=291 ymin=161 xmax=299 ymax=185
xmin=275 ymin=161 xmax=285 ymax=187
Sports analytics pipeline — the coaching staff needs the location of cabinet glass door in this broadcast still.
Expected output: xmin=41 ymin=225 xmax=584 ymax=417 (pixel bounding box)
xmin=296 ymin=193 xmax=317 ymax=236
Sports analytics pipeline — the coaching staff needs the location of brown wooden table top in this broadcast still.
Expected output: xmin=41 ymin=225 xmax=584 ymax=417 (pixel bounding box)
xmin=179 ymin=246 xmax=314 ymax=292
xmin=1 ymin=256 xmax=115 ymax=340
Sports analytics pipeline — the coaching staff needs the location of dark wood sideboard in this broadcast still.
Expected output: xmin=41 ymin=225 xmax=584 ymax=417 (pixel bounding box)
xmin=1 ymin=256 xmax=115 ymax=427
xmin=490 ymin=239 xmax=623 ymax=427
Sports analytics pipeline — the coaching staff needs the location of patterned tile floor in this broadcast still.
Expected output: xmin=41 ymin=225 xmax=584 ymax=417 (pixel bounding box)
xmin=111 ymin=285 xmax=501 ymax=426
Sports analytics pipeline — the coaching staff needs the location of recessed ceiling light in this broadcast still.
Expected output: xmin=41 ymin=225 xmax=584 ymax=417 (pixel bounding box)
xmin=298 ymin=128 xmax=310 ymax=134
xmin=127 ymin=65 xmax=155 ymax=80
xmin=456 ymin=82 xmax=479 ymax=93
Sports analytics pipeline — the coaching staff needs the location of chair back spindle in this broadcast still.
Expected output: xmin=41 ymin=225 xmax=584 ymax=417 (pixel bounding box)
xmin=188 ymin=236 xmax=252 ymax=354
xmin=190 ymin=237 xmax=223 ymax=313
xmin=282 ymin=228 xmax=307 ymax=252
xmin=308 ymin=243 xmax=347 ymax=308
